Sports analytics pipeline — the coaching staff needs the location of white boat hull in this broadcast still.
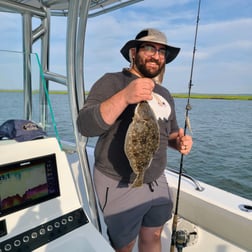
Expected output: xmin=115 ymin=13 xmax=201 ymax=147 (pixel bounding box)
xmin=160 ymin=172 xmax=252 ymax=252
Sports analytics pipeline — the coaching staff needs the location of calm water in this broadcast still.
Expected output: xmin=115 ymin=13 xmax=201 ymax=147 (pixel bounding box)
xmin=1 ymin=92 xmax=252 ymax=200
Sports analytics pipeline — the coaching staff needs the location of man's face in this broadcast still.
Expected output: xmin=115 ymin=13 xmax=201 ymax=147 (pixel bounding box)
xmin=134 ymin=42 xmax=166 ymax=78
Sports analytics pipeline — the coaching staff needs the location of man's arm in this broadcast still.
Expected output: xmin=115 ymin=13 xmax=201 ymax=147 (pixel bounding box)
xmin=77 ymin=77 xmax=155 ymax=136
xmin=100 ymin=78 xmax=155 ymax=125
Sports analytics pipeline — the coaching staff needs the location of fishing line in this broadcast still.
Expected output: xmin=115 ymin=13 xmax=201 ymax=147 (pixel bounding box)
xmin=170 ymin=0 xmax=201 ymax=251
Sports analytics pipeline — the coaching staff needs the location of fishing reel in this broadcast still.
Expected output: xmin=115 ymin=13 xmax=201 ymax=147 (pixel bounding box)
xmin=171 ymin=229 xmax=197 ymax=252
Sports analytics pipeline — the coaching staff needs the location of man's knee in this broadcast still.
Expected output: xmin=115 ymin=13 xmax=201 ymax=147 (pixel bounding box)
xmin=139 ymin=226 xmax=163 ymax=244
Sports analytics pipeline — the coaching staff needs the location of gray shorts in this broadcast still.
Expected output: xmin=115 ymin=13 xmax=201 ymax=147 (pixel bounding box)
xmin=93 ymin=169 xmax=173 ymax=249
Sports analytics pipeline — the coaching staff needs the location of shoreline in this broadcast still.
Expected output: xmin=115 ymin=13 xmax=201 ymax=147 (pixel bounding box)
xmin=172 ymin=93 xmax=252 ymax=100
xmin=1 ymin=90 xmax=252 ymax=100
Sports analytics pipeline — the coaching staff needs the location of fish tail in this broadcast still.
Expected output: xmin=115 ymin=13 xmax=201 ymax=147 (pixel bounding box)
xmin=131 ymin=173 xmax=144 ymax=188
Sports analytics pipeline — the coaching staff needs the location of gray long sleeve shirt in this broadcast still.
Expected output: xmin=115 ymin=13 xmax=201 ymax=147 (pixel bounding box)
xmin=77 ymin=69 xmax=179 ymax=184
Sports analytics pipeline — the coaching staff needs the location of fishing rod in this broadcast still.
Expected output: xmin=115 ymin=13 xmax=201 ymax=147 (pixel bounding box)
xmin=170 ymin=0 xmax=201 ymax=251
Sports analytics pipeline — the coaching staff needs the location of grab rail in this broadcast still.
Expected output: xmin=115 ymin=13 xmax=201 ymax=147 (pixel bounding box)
xmin=167 ymin=168 xmax=204 ymax=191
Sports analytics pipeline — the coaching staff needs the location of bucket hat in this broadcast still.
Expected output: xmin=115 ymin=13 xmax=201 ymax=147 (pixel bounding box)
xmin=0 ymin=119 xmax=46 ymax=142
xmin=120 ymin=28 xmax=180 ymax=64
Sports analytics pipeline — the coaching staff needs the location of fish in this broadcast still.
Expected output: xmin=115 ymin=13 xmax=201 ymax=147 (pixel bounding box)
xmin=186 ymin=114 xmax=193 ymax=134
xmin=124 ymin=101 xmax=160 ymax=187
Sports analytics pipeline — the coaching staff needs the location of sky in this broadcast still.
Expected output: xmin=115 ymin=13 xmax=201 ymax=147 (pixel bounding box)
xmin=0 ymin=0 xmax=252 ymax=94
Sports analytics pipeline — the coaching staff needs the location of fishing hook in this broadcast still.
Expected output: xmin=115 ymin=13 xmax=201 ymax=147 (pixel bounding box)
xmin=170 ymin=0 xmax=201 ymax=251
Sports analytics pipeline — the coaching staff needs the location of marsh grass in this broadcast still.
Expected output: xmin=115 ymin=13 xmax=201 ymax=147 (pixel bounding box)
xmin=1 ymin=90 xmax=252 ymax=100
xmin=172 ymin=93 xmax=252 ymax=100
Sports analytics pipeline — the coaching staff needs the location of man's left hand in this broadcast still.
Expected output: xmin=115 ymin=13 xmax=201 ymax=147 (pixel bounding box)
xmin=176 ymin=128 xmax=193 ymax=155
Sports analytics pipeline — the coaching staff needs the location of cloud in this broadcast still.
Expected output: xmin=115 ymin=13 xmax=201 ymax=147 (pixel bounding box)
xmin=0 ymin=0 xmax=251 ymax=94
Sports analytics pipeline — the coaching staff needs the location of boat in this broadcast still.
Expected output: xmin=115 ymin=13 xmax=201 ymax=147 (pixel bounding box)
xmin=0 ymin=1 xmax=251 ymax=251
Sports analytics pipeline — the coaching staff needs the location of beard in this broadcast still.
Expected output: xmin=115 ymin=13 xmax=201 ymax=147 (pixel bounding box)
xmin=134 ymin=54 xmax=165 ymax=78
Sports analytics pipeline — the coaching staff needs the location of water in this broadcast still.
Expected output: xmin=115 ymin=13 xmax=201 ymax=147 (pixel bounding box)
xmin=168 ymin=98 xmax=252 ymax=200
xmin=1 ymin=92 xmax=251 ymax=200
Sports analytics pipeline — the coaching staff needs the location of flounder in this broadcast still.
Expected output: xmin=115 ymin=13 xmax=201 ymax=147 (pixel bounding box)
xmin=124 ymin=101 xmax=160 ymax=187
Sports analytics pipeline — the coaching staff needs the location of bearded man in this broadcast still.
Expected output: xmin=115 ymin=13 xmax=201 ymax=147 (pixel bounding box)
xmin=77 ymin=28 xmax=193 ymax=252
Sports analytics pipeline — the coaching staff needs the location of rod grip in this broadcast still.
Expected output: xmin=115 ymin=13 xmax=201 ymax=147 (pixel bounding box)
xmin=170 ymin=214 xmax=178 ymax=252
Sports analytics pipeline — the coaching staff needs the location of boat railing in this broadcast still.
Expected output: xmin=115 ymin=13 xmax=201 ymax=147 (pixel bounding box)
xmin=167 ymin=168 xmax=205 ymax=191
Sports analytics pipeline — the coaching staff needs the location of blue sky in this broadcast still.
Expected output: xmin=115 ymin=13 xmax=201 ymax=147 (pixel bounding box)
xmin=0 ymin=0 xmax=251 ymax=94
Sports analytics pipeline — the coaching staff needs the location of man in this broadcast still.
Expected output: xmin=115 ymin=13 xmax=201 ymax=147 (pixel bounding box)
xmin=77 ymin=28 xmax=193 ymax=252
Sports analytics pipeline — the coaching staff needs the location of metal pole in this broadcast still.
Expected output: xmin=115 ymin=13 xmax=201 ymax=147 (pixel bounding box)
xmin=40 ymin=7 xmax=50 ymax=128
xmin=66 ymin=0 xmax=101 ymax=231
xmin=22 ymin=12 xmax=32 ymax=120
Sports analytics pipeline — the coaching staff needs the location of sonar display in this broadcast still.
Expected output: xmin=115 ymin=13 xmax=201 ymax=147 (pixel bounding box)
xmin=0 ymin=154 xmax=60 ymax=216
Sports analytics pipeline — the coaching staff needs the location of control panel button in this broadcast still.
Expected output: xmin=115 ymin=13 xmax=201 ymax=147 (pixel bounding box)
xmin=54 ymin=222 xmax=60 ymax=228
xmin=47 ymin=225 xmax=53 ymax=232
xmin=39 ymin=228 xmax=46 ymax=235
xmin=14 ymin=240 xmax=21 ymax=247
xmin=4 ymin=244 xmax=11 ymax=251
xmin=31 ymin=232 xmax=38 ymax=239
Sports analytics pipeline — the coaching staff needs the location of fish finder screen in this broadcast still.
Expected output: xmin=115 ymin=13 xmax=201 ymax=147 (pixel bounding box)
xmin=0 ymin=154 xmax=60 ymax=217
